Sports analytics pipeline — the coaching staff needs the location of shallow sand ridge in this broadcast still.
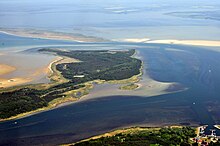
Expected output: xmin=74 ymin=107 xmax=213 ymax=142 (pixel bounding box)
xmin=0 ymin=64 xmax=16 ymax=76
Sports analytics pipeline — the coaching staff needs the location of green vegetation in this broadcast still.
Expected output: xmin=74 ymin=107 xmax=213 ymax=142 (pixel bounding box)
xmin=0 ymin=88 xmax=47 ymax=119
xmin=0 ymin=49 xmax=142 ymax=119
xmin=119 ymin=83 xmax=139 ymax=90
xmin=74 ymin=127 xmax=196 ymax=146
xmin=0 ymin=84 xmax=84 ymax=119
xmin=40 ymin=49 xmax=141 ymax=82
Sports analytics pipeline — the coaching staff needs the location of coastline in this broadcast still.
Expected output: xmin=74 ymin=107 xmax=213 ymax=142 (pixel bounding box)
xmin=64 ymin=125 xmax=198 ymax=145
xmin=0 ymin=63 xmax=25 ymax=89
xmin=119 ymin=38 xmax=220 ymax=47
xmin=214 ymin=125 xmax=220 ymax=130
xmin=0 ymin=29 xmax=106 ymax=43
xmin=0 ymin=64 xmax=16 ymax=76
xmin=0 ymin=50 xmax=144 ymax=122
xmin=66 ymin=127 xmax=161 ymax=146
xmin=0 ymin=58 xmax=54 ymax=89
xmin=146 ymin=39 xmax=220 ymax=47
xmin=0 ymin=38 xmax=190 ymax=123
xmin=0 ymin=73 xmax=144 ymax=122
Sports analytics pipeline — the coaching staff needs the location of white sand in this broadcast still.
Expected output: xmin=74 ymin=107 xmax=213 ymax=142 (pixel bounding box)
xmin=119 ymin=38 xmax=150 ymax=43
xmin=118 ymin=38 xmax=220 ymax=47
xmin=147 ymin=40 xmax=220 ymax=47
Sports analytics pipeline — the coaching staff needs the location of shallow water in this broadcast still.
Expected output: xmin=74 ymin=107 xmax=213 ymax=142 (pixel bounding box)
xmin=0 ymin=0 xmax=220 ymax=40
xmin=0 ymin=0 xmax=220 ymax=144
xmin=0 ymin=33 xmax=79 ymax=85
xmin=1 ymin=43 xmax=220 ymax=145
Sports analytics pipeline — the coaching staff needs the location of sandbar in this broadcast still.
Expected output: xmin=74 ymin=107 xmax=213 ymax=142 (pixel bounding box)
xmin=146 ymin=39 xmax=220 ymax=47
xmin=121 ymin=38 xmax=150 ymax=43
xmin=0 ymin=29 xmax=106 ymax=43
xmin=119 ymin=38 xmax=220 ymax=47
xmin=0 ymin=64 xmax=16 ymax=76
xmin=0 ymin=59 xmax=52 ymax=88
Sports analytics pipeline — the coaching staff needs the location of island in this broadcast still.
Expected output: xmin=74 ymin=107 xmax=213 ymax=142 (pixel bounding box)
xmin=0 ymin=49 xmax=142 ymax=121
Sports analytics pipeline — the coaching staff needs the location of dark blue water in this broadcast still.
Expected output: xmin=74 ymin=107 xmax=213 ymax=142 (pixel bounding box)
xmin=1 ymin=43 xmax=220 ymax=145
xmin=204 ymin=125 xmax=220 ymax=136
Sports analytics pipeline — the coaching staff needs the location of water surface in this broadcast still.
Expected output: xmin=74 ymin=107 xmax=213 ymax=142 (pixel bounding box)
xmin=1 ymin=43 xmax=220 ymax=145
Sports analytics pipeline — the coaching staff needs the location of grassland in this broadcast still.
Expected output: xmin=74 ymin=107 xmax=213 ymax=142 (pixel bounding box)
xmin=119 ymin=83 xmax=139 ymax=90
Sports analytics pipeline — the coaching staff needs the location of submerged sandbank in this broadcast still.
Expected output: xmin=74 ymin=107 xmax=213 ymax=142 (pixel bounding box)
xmin=80 ymin=75 xmax=185 ymax=102
xmin=0 ymin=64 xmax=16 ymax=76
xmin=0 ymin=51 xmax=56 ymax=88
xmin=0 ymin=29 xmax=106 ymax=43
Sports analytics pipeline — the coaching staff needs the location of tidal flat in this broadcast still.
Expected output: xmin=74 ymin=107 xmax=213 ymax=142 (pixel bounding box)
xmin=1 ymin=41 xmax=220 ymax=145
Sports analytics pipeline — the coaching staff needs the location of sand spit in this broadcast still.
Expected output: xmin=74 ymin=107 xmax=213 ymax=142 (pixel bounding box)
xmin=146 ymin=40 xmax=220 ymax=47
xmin=80 ymin=74 xmax=184 ymax=102
xmin=0 ymin=29 xmax=106 ymax=43
xmin=119 ymin=38 xmax=220 ymax=47
xmin=121 ymin=38 xmax=151 ymax=43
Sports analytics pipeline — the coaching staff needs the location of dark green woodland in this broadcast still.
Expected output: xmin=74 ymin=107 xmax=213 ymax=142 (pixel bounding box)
xmin=0 ymin=49 xmax=141 ymax=119
xmin=74 ymin=127 xmax=197 ymax=146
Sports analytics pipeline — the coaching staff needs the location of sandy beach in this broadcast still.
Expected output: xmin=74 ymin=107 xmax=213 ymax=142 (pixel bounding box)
xmin=0 ymin=29 xmax=106 ymax=43
xmin=0 ymin=64 xmax=16 ymax=76
xmin=120 ymin=38 xmax=151 ymax=43
xmin=0 ymin=78 xmax=32 ymax=88
xmin=119 ymin=38 xmax=220 ymax=47
xmin=146 ymin=40 xmax=220 ymax=47
xmin=0 ymin=64 xmax=33 ymax=88
xmin=0 ymin=53 xmax=55 ymax=88
xmin=0 ymin=64 xmax=49 ymax=89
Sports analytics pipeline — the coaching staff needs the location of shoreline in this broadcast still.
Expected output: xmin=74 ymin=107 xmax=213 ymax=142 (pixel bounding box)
xmin=214 ymin=125 xmax=220 ymax=130
xmin=64 ymin=125 xmax=199 ymax=145
xmin=0 ymin=73 xmax=144 ymax=123
xmin=0 ymin=29 xmax=106 ymax=43
xmin=119 ymin=38 xmax=220 ymax=47
xmin=0 ymin=50 xmax=144 ymax=122
xmin=146 ymin=39 xmax=220 ymax=47
xmin=0 ymin=64 xmax=16 ymax=76
xmin=0 ymin=56 xmax=54 ymax=89
xmin=68 ymin=127 xmax=161 ymax=145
